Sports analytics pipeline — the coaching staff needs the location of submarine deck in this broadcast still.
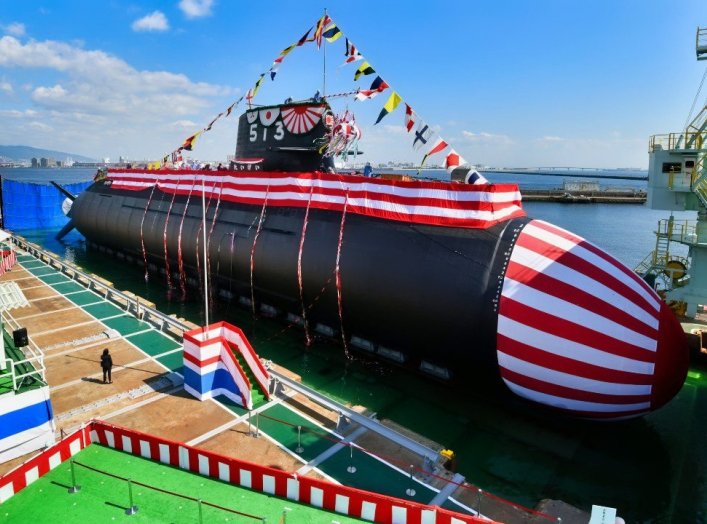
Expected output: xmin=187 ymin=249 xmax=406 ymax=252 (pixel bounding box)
xmin=0 ymin=240 xmax=558 ymax=524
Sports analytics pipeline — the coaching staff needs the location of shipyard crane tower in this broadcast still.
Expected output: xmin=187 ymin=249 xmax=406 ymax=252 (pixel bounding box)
xmin=638 ymin=27 xmax=707 ymax=316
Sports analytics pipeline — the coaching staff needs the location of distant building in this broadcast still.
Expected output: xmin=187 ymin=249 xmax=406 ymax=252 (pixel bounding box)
xmin=31 ymin=157 xmax=38 ymax=168
xmin=39 ymin=157 xmax=59 ymax=168
xmin=563 ymin=180 xmax=600 ymax=192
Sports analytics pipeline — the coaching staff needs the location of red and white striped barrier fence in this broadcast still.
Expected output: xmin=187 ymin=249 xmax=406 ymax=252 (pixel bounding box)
xmin=0 ymin=425 xmax=91 ymax=503
xmin=0 ymin=250 xmax=17 ymax=277
xmin=0 ymin=420 xmax=492 ymax=523
xmin=89 ymin=420 xmax=487 ymax=524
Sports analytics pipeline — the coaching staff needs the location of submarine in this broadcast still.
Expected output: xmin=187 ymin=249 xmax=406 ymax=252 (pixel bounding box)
xmin=68 ymin=100 xmax=689 ymax=420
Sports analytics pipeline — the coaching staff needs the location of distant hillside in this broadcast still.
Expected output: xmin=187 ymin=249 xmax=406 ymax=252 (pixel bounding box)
xmin=0 ymin=145 xmax=96 ymax=163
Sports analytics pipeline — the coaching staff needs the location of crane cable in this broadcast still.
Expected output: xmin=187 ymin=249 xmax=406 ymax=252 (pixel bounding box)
xmin=683 ymin=64 xmax=707 ymax=130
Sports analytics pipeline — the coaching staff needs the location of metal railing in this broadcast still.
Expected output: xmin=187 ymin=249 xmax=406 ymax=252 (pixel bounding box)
xmin=268 ymin=366 xmax=441 ymax=463
xmin=657 ymin=218 xmax=700 ymax=245
xmin=649 ymin=132 xmax=706 ymax=152
xmin=1 ymin=309 xmax=47 ymax=392
xmin=11 ymin=237 xmax=190 ymax=337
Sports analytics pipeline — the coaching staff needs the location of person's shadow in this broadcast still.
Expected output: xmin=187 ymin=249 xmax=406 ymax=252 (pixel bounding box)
xmin=81 ymin=377 xmax=105 ymax=384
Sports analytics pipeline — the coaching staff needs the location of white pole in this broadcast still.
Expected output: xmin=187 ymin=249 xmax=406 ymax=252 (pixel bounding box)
xmin=202 ymin=176 xmax=209 ymax=327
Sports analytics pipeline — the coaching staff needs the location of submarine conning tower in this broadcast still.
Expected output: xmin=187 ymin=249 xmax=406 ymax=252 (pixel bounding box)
xmin=233 ymin=100 xmax=332 ymax=172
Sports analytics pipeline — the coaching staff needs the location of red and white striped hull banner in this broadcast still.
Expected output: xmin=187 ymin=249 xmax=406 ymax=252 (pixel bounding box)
xmin=497 ymin=220 xmax=688 ymax=420
xmin=106 ymin=169 xmax=525 ymax=229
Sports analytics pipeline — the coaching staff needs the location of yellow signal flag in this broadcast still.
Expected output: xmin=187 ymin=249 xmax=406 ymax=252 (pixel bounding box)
xmin=323 ymin=23 xmax=342 ymax=42
xmin=374 ymin=91 xmax=403 ymax=124
xmin=354 ymin=61 xmax=375 ymax=81
xmin=252 ymin=74 xmax=265 ymax=97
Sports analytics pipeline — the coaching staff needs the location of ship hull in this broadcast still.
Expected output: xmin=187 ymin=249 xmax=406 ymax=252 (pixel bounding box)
xmin=71 ymin=181 xmax=526 ymax=374
xmin=69 ymin=171 xmax=690 ymax=419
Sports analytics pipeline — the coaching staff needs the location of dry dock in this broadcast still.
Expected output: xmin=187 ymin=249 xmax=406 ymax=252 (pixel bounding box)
xmin=0 ymin=238 xmax=567 ymax=524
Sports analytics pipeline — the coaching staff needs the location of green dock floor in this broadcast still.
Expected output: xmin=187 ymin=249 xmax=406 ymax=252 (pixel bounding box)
xmin=0 ymin=445 xmax=365 ymax=523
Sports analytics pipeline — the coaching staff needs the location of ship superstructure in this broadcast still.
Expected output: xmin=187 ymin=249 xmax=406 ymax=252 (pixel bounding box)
xmin=638 ymin=27 xmax=707 ymax=317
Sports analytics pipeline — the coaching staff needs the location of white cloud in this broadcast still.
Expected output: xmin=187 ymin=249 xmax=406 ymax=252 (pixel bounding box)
xmin=461 ymin=130 xmax=514 ymax=145
xmin=179 ymin=0 xmax=214 ymax=19
xmin=26 ymin=121 xmax=52 ymax=132
xmin=171 ymin=119 xmax=199 ymax=129
xmin=381 ymin=124 xmax=406 ymax=135
xmin=0 ymin=80 xmax=12 ymax=93
xmin=3 ymin=22 xmax=25 ymax=37
xmin=0 ymin=35 xmax=235 ymax=159
xmin=131 ymin=11 xmax=169 ymax=32
xmin=0 ymin=109 xmax=37 ymax=118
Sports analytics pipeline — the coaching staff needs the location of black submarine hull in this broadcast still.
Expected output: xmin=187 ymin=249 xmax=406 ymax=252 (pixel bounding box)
xmin=71 ymin=180 xmax=526 ymax=373
xmin=69 ymin=173 xmax=690 ymax=419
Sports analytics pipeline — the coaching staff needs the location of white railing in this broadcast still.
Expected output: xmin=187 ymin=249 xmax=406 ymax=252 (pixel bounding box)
xmin=1 ymin=309 xmax=47 ymax=392
xmin=11 ymin=237 xmax=188 ymax=336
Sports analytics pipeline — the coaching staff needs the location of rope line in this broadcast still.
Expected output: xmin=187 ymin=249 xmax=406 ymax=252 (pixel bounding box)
xmin=177 ymin=178 xmax=198 ymax=299
xmin=138 ymin=177 xmax=159 ymax=283
xmin=334 ymin=192 xmax=350 ymax=358
xmin=297 ymin=187 xmax=315 ymax=346
xmin=250 ymin=186 xmax=270 ymax=317
xmin=72 ymin=460 xmax=264 ymax=520
xmin=162 ymin=178 xmax=180 ymax=290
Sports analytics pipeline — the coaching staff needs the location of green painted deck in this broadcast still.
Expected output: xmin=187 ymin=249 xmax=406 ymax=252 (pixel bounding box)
xmin=126 ymin=331 xmax=181 ymax=356
xmin=63 ymin=290 xmax=104 ymax=306
xmin=38 ymin=273 xmax=70 ymax=285
xmin=82 ymin=301 xmax=125 ymax=320
xmin=0 ymin=445 xmax=365 ymax=523
xmin=102 ymin=315 xmax=153 ymax=336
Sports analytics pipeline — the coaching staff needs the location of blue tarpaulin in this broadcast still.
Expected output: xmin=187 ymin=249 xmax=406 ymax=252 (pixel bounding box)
xmin=1 ymin=179 xmax=91 ymax=230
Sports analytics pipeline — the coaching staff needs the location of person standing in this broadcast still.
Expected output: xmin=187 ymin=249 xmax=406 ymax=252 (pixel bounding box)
xmin=101 ymin=348 xmax=113 ymax=384
xmin=363 ymin=162 xmax=373 ymax=177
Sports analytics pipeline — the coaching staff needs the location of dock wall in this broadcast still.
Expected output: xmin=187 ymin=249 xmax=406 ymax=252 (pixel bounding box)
xmin=520 ymin=189 xmax=646 ymax=203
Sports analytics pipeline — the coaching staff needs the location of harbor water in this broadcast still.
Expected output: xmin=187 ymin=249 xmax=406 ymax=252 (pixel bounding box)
xmin=2 ymin=167 xmax=705 ymax=523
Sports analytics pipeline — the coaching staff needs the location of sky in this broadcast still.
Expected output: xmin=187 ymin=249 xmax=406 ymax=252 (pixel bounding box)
xmin=0 ymin=0 xmax=706 ymax=168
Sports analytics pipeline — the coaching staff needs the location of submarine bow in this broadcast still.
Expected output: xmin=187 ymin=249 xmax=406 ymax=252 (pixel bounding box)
xmin=498 ymin=219 xmax=688 ymax=419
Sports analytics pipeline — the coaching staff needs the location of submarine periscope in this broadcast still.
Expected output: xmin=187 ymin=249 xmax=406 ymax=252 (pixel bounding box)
xmin=67 ymin=99 xmax=689 ymax=421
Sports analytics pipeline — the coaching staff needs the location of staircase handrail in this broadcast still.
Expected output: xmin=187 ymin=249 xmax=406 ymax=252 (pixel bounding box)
xmin=220 ymin=324 xmax=271 ymax=400
xmin=634 ymin=251 xmax=656 ymax=275
xmin=187 ymin=322 xmax=270 ymax=401
xmin=219 ymin=341 xmax=252 ymax=409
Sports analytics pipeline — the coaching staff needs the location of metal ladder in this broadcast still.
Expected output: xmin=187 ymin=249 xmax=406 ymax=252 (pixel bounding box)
xmin=692 ymin=155 xmax=707 ymax=207
xmin=634 ymin=220 xmax=675 ymax=281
